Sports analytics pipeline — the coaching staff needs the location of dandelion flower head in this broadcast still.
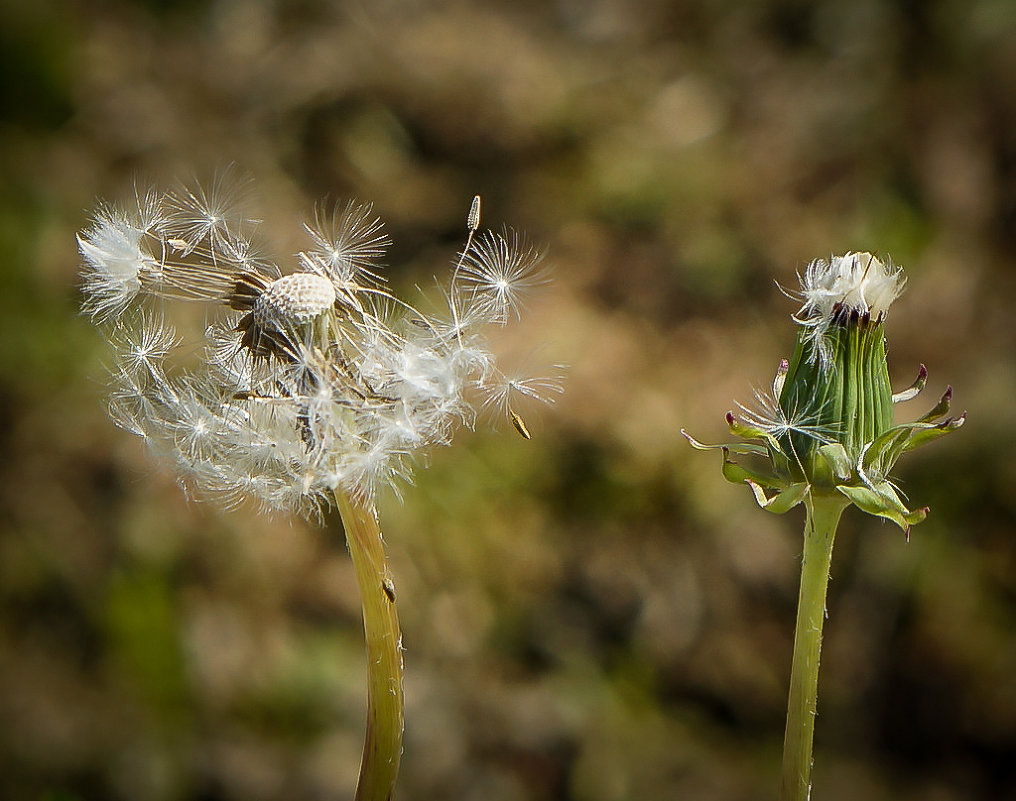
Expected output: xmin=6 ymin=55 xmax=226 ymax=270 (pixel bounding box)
xmin=78 ymin=173 xmax=562 ymax=516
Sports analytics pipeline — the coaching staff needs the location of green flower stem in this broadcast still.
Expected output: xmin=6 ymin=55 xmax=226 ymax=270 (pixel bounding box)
xmin=335 ymin=489 xmax=405 ymax=801
xmin=780 ymin=495 xmax=848 ymax=801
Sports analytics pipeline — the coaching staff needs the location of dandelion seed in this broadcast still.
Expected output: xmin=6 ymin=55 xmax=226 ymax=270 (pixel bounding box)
xmin=481 ymin=364 xmax=566 ymax=436
xmin=734 ymin=358 xmax=839 ymax=454
xmin=165 ymin=166 xmax=256 ymax=254
xmin=77 ymin=204 xmax=160 ymax=321
xmin=460 ymin=228 xmax=548 ymax=324
xmin=302 ymin=200 xmax=391 ymax=289
xmin=110 ymin=311 xmax=178 ymax=381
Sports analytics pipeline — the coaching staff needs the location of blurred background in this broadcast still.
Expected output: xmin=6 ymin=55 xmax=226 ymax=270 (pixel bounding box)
xmin=1 ymin=0 xmax=1013 ymax=799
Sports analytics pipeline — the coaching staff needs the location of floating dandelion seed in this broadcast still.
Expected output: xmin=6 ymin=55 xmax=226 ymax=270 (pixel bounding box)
xmin=460 ymin=227 xmax=549 ymax=324
xmin=480 ymin=364 xmax=566 ymax=439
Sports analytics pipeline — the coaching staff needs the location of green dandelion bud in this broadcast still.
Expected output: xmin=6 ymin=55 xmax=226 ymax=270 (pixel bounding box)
xmin=685 ymin=252 xmax=964 ymax=532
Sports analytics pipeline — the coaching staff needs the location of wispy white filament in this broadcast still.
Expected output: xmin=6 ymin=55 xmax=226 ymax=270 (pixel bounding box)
xmin=792 ymin=252 xmax=906 ymax=366
xmin=796 ymin=252 xmax=904 ymax=322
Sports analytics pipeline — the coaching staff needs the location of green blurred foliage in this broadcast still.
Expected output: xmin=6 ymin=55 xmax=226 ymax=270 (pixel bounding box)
xmin=1 ymin=0 xmax=1014 ymax=799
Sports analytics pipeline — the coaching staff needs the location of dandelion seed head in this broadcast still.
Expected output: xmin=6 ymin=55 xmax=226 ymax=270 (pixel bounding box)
xmin=80 ymin=179 xmax=560 ymax=515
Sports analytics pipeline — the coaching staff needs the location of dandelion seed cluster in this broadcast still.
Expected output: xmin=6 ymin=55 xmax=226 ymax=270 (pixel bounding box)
xmin=792 ymin=252 xmax=905 ymax=367
xmin=78 ymin=174 xmax=562 ymax=516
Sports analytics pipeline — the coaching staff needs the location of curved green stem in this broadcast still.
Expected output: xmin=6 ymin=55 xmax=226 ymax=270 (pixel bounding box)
xmin=780 ymin=496 xmax=847 ymax=801
xmin=334 ymin=490 xmax=404 ymax=801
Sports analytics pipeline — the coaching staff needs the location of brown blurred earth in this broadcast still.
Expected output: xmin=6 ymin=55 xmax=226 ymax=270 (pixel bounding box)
xmin=1 ymin=1 xmax=1014 ymax=799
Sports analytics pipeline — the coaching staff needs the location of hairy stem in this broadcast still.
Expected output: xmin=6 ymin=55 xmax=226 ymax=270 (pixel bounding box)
xmin=780 ymin=496 xmax=847 ymax=801
xmin=335 ymin=490 xmax=404 ymax=801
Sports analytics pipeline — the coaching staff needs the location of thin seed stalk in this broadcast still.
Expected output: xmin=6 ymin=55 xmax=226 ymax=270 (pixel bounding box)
xmin=780 ymin=495 xmax=847 ymax=801
xmin=334 ymin=489 xmax=405 ymax=801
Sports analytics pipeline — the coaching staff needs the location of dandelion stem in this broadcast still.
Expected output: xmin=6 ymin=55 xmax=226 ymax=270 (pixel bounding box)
xmin=780 ymin=495 xmax=848 ymax=801
xmin=335 ymin=489 xmax=404 ymax=801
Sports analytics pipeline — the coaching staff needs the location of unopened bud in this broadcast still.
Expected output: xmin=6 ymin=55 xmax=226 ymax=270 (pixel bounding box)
xmin=686 ymin=250 xmax=962 ymax=530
